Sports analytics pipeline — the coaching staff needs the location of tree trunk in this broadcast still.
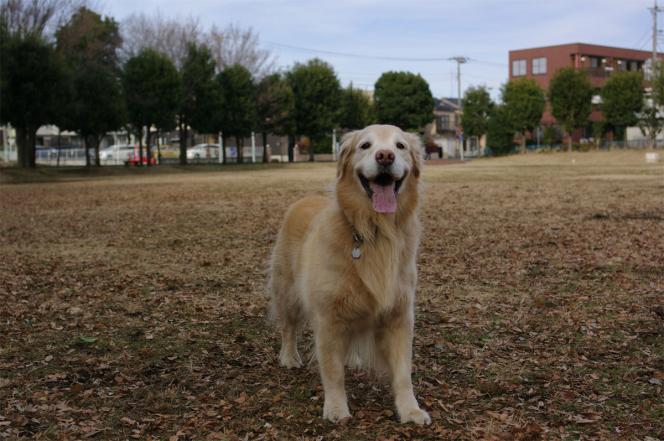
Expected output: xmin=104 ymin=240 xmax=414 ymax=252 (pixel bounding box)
xmin=16 ymin=126 xmax=37 ymax=168
xmin=309 ymin=137 xmax=315 ymax=162
xmin=567 ymin=130 xmax=573 ymax=152
xmin=262 ymin=132 xmax=268 ymax=163
xmin=137 ymin=127 xmax=144 ymax=167
xmin=28 ymin=130 xmax=36 ymax=168
xmin=520 ymin=132 xmax=526 ymax=153
xmin=156 ymin=133 xmax=161 ymax=164
xmin=288 ymin=134 xmax=295 ymax=163
xmin=84 ymin=135 xmax=91 ymax=167
xmin=179 ymin=118 xmax=187 ymax=165
xmin=16 ymin=126 xmax=27 ymax=168
xmin=56 ymin=129 xmax=61 ymax=167
xmin=27 ymin=131 xmax=35 ymax=167
xmin=236 ymin=136 xmax=244 ymax=164
xmin=222 ymin=135 xmax=227 ymax=164
xmin=17 ymin=127 xmax=37 ymax=168
xmin=145 ymin=130 xmax=152 ymax=167
xmin=94 ymin=136 xmax=101 ymax=167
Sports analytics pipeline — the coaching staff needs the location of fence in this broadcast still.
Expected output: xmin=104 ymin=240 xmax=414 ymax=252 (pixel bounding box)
xmin=36 ymin=146 xmax=89 ymax=166
xmin=479 ymin=139 xmax=661 ymax=156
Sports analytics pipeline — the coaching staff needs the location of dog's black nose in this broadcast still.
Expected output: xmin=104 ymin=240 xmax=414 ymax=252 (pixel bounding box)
xmin=375 ymin=149 xmax=394 ymax=166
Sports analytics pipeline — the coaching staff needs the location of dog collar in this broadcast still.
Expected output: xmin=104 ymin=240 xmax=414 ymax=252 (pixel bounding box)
xmin=351 ymin=229 xmax=363 ymax=259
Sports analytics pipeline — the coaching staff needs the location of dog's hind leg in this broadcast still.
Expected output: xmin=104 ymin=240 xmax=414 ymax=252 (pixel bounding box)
xmin=279 ymin=314 xmax=303 ymax=369
xmin=269 ymin=270 xmax=303 ymax=368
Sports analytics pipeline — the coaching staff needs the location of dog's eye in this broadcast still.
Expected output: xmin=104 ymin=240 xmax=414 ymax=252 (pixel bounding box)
xmin=396 ymin=142 xmax=406 ymax=150
xmin=360 ymin=142 xmax=371 ymax=150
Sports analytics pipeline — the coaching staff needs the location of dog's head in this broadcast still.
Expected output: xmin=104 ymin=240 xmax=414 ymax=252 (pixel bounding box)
xmin=337 ymin=124 xmax=422 ymax=214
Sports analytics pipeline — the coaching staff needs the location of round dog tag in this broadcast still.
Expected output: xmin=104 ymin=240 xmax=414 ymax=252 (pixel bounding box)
xmin=352 ymin=246 xmax=361 ymax=259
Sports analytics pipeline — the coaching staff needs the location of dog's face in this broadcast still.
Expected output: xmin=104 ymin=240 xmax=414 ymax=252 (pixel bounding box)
xmin=338 ymin=125 xmax=421 ymax=214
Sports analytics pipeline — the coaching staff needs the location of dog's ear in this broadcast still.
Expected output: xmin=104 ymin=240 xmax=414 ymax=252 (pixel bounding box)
xmin=337 ymin=130 xmax=359 ymax=179
xmin=405 ymin=132 xmax=423 ymax=178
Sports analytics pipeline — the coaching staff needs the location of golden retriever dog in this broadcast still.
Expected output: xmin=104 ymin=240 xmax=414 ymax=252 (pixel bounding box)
xmin=268 ymin=124 xmax=430 ymax=425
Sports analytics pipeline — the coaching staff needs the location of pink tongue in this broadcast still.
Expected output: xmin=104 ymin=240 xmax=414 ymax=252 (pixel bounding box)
xmin=370 ymin=182 xmax=397 ymax=213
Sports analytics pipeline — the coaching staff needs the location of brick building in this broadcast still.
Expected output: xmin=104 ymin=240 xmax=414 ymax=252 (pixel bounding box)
xmin=508 ymin=42 xmax=662 ymax=128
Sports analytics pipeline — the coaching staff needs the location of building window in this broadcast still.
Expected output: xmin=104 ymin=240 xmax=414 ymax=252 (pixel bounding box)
xmin=436 ymin=115 xmax=450 ymax=132
xmin=590 ymin=57 xmax=600 ymax=68
xmin=629 ymin=60 xmax=639 ymax=72
xmin=532 ymin=57 xmax=547 ymax=75
xmin=512 ymin=59 xmax=526 ymax=76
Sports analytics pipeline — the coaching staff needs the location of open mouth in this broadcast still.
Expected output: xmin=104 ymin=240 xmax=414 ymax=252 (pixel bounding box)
xmin=358 ymin=172 xmax=405 ymax=213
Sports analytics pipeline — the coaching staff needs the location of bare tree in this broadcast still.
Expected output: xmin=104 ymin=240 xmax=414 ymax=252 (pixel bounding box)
xmin=208 ymin=24 xmax=275 ymax=78
xmin=120 ymin=12 xmax=201 ymax=69
xmin=0 ymin=0 xmax=88 ymax=39
xmin=120 ymin=14 xmax=275 ymax=77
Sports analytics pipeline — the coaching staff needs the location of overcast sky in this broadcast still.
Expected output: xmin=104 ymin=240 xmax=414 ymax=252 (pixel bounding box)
xmin=103 ymin=0 xmax=657 ymax=100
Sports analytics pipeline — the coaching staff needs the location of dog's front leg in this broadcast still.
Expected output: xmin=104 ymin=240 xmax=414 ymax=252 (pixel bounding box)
xmin=378 ymin=314 xmax=431 ymax=425
xmin=315 ymin=320 xmax=351 ymax=423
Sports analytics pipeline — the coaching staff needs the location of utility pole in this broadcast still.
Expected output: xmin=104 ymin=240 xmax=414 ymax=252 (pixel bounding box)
xmin=449 ymin=56 xmax=468 ymax=160
xmin=650 ymin=0 xmax=662 ymax=148
xmin=651 ymin=0 xmax=661 ymax=76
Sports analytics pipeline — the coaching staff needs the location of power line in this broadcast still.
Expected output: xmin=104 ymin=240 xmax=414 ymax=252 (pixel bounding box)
xmin=634 ymin=28 xmax=653 ymax=49
xmin=264 ymin=40 xmax=455 ymax=62
xmin=265 ymin=40 xmax=510 ymax=78
xmin=468 ymin=58 xmax=508 ymax=67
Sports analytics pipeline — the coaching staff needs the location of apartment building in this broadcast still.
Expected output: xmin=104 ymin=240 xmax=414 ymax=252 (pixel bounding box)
xmin=509 ymin=42 xmax=661 ymax=125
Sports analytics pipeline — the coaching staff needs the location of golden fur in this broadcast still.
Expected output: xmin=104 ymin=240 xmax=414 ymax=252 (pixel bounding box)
xmin=268 ymin=124 xmax=430 ymax=425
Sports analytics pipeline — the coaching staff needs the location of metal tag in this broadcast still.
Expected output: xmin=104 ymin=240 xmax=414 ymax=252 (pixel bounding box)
xmin=352 ymin=246 xmax=361 ymax=259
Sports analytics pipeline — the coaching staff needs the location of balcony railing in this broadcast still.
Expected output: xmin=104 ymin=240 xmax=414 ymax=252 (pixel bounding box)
xmin=583 ymin=67 xmax=613 ymax=78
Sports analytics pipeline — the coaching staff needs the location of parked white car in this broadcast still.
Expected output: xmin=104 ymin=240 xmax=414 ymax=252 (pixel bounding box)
xmin=100 ymin=144 xmax=135 ymax=163
xmin=187 ymin=144 xmax=220 ymax=160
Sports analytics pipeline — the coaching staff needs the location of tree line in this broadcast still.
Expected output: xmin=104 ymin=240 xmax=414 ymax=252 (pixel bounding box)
xmin=462 ymin=66 xmax=664 ymax=155
xmin=0 ymin=1 xmax=435 ymax=168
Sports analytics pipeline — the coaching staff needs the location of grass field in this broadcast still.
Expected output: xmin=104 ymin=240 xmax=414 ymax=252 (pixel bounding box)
xmin=1 ymin=151 xmax=663 ymax=440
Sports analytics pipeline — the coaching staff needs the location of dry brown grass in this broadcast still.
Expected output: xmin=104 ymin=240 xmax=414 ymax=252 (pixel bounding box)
xmin=1 ymin=151 xmax=663 ymax=440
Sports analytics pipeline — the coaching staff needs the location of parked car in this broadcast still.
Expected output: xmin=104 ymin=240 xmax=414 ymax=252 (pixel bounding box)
xmin=187 ymin=143 xmax=221 ymax=160
xmin=100 ymin=144 xmax=135 ymax=163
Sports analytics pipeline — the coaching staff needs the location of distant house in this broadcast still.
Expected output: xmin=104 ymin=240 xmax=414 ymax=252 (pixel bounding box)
xmin=426 ymin=98 xmax=483 ymax=158
xmin=425 ymin=98 xmax=459 ymax=158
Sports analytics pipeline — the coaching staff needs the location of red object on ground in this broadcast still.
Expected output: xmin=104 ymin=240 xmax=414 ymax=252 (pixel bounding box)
xmin=125 ymin=146 xmax=157 ymax=166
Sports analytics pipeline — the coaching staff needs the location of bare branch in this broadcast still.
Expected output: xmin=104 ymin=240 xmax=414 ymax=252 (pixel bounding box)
xmin=0 ymin=0 xmax=88 ymax=40
xmin=120 ymin=12 xmax=201 ymax=69
xmin=207 ymin=24 xmax=276 ymax=79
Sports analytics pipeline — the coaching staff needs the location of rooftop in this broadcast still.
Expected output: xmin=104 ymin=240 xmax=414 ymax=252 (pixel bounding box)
xmin=434 ymin=98 xmax=460 ymax=112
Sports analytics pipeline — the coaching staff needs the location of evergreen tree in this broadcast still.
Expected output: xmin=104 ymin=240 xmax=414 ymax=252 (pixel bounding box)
xmin=123 ymin=48 xmax=179 ymax=166
xmin=256 ymin=73 xmax=295 ymax=162
xmin=0 ymin=34 xmax=67 ymax=168
xmin=179 ymin=42 xmax=222 ymax=164
xmin=548 ymin=67 xmax=593 ymax=151
xmin=56 ymin=7 xmax=124 ymax=166
xmin=216 ymin=64 xmax=256 ymax=164
xmin=374 ymin=71 xmax=434 ymax=130
xmin=486 ymin=105 xmax=515 ymax=156
xmin=338 ymin=83 xmax=374 ymax=130
xmin=461 ymin=86 xmax=493 ymax=141
xmin=601 ymin=72 xmax=643 ymax=142
xmin=502 ymin=78 xmax=545 ymax=151
xmin=287 ymin=59 xmax=341 ymax=161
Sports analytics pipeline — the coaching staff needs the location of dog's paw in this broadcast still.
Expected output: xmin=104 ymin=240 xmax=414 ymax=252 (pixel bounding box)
xmin=279 ymin=350 xmax=303 ymax=369
xmin=399 ymin=407 xmax=431 ymax=425
xmin=323 ymin=400 xmax=351 ymax=423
